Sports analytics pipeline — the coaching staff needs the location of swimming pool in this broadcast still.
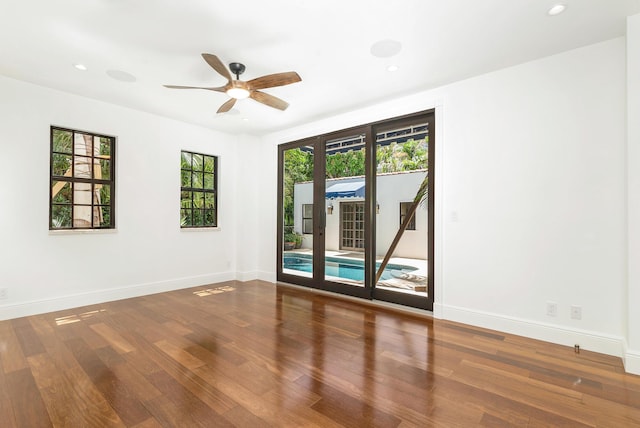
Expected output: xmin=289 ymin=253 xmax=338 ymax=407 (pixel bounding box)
xmin=283 ymin=253 xmax=417 ymax=281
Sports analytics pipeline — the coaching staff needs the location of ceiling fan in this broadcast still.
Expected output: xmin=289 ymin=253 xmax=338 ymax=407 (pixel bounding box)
xmin=164 ymin=53 xmax=302 ymax=113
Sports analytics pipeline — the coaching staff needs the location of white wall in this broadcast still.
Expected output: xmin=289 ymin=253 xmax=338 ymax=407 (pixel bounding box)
xmin=439 ymin=38 xmax=626 ymax=357
xmin=0 ymin=76 xmax=245 ymax=319
xmin=626 ymin=14 xmax=640 ymax=374
xmin=234 ymin=135 xmax=263 ymax=281
xmin=258 ymin=37 xmax=629 ymax=362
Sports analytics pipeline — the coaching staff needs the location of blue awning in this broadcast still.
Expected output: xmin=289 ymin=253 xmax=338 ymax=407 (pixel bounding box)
xmin=325 ymin=180 xmax=365 ymax=199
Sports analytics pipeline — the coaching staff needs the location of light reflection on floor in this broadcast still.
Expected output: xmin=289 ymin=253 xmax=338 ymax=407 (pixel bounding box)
xmin=55 ymin=308 xmax=106 ymax=326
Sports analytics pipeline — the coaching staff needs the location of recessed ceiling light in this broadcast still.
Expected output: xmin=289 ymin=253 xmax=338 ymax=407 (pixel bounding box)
xmin=370 ymin=39 xmax=402 ymax=58
xmin=242 ymin=117 xmax=249 ymax=122
xmin=387 ymin=65 xmax=399 ymax=72
xmin=547 ymin=4 xmax=566 ymax=16
xmin=73 ymin=63 xmax=87 ymax=71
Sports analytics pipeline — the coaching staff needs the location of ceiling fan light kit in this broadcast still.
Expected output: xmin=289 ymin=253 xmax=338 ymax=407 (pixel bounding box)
xmin=226 ymin=85 xmax=250 ymax=99
xmin=164 ymin=53 xmax=301 ymax=113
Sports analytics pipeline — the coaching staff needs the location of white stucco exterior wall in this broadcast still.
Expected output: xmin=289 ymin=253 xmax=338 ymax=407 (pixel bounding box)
xmin=293 ymin=171 xmax=427 ymax=258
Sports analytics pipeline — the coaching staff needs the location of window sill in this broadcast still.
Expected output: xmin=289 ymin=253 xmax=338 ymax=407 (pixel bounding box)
xmin=180 ymin=227 xmax=222 ymax=232
xmin=49 ymin=228 xmax=117 ymax=235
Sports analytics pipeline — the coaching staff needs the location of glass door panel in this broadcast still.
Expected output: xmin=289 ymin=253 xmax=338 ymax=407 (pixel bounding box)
xmin=324 ymin=133 xmax=367 ymax=288
xmin=374 ymin=120 xmax=432 ymax=309
xmin=281 ymin=144 xmax=314 ymax=280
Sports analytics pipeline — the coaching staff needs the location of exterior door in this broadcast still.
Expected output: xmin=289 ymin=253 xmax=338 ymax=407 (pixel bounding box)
xmin=340 ymin=202 xmax=364 ymax=251
xmin=278 ymin=127 xmax=371 ymax=299
xmin=277 ymin=110 xmax=434 ymax=311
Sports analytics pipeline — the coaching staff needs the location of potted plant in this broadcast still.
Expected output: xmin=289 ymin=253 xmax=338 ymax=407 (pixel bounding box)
xmin=293 ymin=232 xmax=303 ymax=249
xmin=284 ymin=230 xmax=296 ymax=251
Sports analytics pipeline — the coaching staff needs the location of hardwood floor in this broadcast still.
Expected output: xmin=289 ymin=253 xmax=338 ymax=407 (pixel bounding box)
xmin=0 ymin=280 xmax=639 ymax=427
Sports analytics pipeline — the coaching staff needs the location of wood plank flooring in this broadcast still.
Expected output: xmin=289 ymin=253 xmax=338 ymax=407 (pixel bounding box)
xmin=0 ymin=280 xmax=639 ymax=427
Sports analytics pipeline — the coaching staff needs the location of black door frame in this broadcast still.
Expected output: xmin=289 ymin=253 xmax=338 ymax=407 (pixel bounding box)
xmin=277 ymin=110 xmax=434 ymax=310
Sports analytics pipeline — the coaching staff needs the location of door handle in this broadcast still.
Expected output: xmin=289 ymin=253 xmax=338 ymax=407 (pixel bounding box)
xmin=318 ymin=208 xmax=325 ymax=234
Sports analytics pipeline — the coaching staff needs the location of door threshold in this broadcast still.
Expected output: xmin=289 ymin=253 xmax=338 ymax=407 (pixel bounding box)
xmin=276 ymin=281 xmax=433 ymax=319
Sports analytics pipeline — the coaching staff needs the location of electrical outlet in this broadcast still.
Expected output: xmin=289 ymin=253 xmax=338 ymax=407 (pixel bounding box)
xmin=546 ymin=301 xmax=557 ymax=317
xmin=571 ymin=305 xmax=582 ymax=320
xmin=0 ymin=288 xmax=7 ymax=300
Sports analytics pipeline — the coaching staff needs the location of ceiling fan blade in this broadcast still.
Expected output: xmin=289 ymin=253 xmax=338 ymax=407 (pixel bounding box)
xmin=247 ymin=72 xmax=301 ymax=90
xmin=250 ymin=91 xmax=289 ymax=110
xmin=164 ymin=84 xmax=226 ymax=92
xmin=202 ymin=53 xmax=232 ymax=82
xmin=217 ymin=98 xmax=236 ymax=113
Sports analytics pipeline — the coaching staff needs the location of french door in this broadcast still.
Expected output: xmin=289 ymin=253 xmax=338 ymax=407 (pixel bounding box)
xmin=340 ymin=202 xmax=364 ymax=251
xmin=277 ymin=110 xmax=434 ymax=310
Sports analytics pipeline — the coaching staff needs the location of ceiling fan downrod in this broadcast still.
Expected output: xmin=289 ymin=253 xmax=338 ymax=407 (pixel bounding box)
xmin=228 ymin=62 xmax=245 ymax=80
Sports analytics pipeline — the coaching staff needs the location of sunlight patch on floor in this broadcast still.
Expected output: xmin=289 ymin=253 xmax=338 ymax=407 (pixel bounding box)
xmin=55 ymin=309 xmax=106 ymax=326
xmin=193 ymin=285 xmax=235 ymax=297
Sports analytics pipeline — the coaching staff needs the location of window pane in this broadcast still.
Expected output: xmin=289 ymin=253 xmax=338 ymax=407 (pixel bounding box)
xmin=99 ymin=138 xmax=111 ymax=158
xmin=181 ymin=170 xmax=192 ymax=187
xmin=52 ymin=181 xmax=72 ymax=204
xmin=204 ymin=156 xmax=215 ymax=173
xmin=98 ymin=159 xmax=111 ymax=180
xmin=96 ymin=184 xmax=110 ymax=205
xmin=181 ymin=151 xmax=192 ymax=169
xmin=52 ymin=154 xmax=72 ymax=176
xmin=192 ymin=154 xmax=203 ymax=171
xmin=73 ymin=205 xmax=93 ymax=228
xmin=98 ymin=206 xmax=111 ymax=227
xmin=193 ymin=191 xmax=204 ymax=208
xmin=74 ymin=156 xmax=92 ymax=178
xmin=74 ymin=134 xmax=93 ymax=156
xmin=52 ymin=129 xmax=72 ymax=154
xmin=204 ymin=173 xmax=214 ymax=190
xmin=192 ymin=172 xmax=203 ymax=189
xmin=204 ymin=192 xmax=215 ymax=209
xmin=193 ymin=209 xmax=204 ymax=226
xmin=303 ymin=204 xmax=313 ymax=218
xmin=51 ymin=205 xmax=72 ymax=228
xmin=181 ymin=209 xmax=192 ymax=226
xmin=303 ymin=219 xmax=312 ymax=234
xmin=181 ymin=191 xmax=192 ymax=208
xmin=204 ymin=209 xmax=216 ymax=226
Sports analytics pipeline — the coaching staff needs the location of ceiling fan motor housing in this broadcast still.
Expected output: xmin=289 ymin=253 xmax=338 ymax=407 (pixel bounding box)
xmin=229 ymin=62 xmax=246 ymax=79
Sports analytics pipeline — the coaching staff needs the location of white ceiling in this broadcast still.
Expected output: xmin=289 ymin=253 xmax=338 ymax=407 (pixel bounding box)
xmin=1 ymin=0 xmax=639 ymax=135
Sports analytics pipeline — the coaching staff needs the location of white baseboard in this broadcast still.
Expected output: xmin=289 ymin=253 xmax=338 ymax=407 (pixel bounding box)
xmin=624 ymin=348 xmax=640 ymax=375
xmin=3 ymin=276 xmax=635 ymax=375
xmin=0 ymin=271 xmax=236 ymax=321
xmin=433 ymin=302 xmax=444 ymax=319
xmin=257 ymin=271 xmax=277 ymax=283
xmin=236 ymin=270 xmax=260 ymax=282
xmin=442 ymin=304 xmax=625 ymax=359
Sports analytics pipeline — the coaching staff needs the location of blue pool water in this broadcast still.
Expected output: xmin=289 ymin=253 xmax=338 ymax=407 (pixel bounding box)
xmin=283 ymin=253 xmax=417 ymax=281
